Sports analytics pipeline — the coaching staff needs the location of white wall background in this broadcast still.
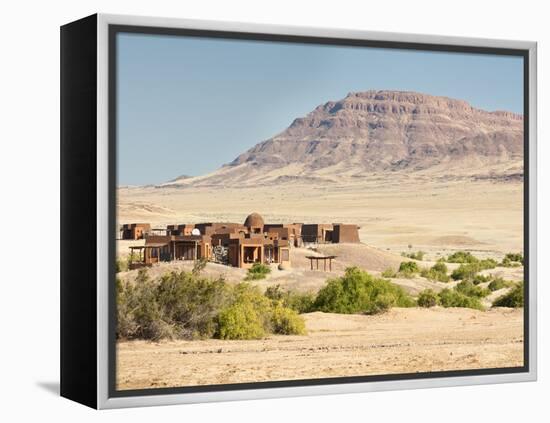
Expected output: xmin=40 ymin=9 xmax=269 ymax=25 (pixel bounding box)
xmin=0 ymin=0 xmax=546 ymax=421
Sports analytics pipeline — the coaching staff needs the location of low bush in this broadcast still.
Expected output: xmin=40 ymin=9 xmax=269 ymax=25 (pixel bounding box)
xmin=271 ymin=305 xmax=306 ymax=335
xmin=493 ymin=282 xmax=524 ymax=308
xmin=116 ymin=278 xmax=138 ymax=338
xmin=381 ymin=268 xmax=397 ymax=278
xmin=399 ymin=261 xmax=420 ymax=273
xmin=218 ymin=284 xmax=307 ymax=338
xmin=234 ymin=282 xmax=274 ymax=315
xmin=505 ymin=253 xmax=524 ymax=264
xmin=313 ymin=267 xmax=415 ymax=315
xmin=245 ymin=263 xmax=272 ymax=280
xmin=472 ymin=274 xmax=491 ymax=285
xmin=417 ymin=289 xmax=439 ymax=308
xmin=398 ymin=261 xmax=420 ymax=278
xmin=500 ymin=253 xmax=524 ymax=267
xmin=285 ymin=292 xmax=315 ymax=314
xmin=479 ymin=258 xmax=498 ymax=270
xmin=446 ymin=251 xmax=478 ymax=264
xmin=217 ymin=301 xmax=266 ymax=340
xmin=402 ymin=251 xmax=425 ymax=261
xmin=264 ymin=284 xmax=285 ymax=301
xmin=488 ymin=277 xmax=511 ymax=292
xmin=415 ymin=282 xmax=494 ymax=311
xmin=116 ymin=258 xmax=128 ymax=273
xmin=116 ymin=270 xmax=175 ymax=340
xmin=500 ymin=258 xmax=522 ymax=268
xmin=438 ymin=288 xmax=484 ymax=310
xmin=454 ymin=280 xmax=490 ymax=298
xmin=155 ymin=270 xmax=231 ymax=339
xmin=451 ymin=263 xmax=481 ymax=280
xmin=116 ymin=270 xmax=306 ymax=341
xmin=420 ymin=262 xmax=450 ymax=282
xmin=450 ymin=257 xmax=498 ymax=280
xmin=264 ymin=285 xmax=315 ymax=313
xmin=445 ymin=251 xmax=497 ymax=269
xmin=116 ymin=252 xmax=140 ymax=273
xmin=192 ymin=258 xmax=208 ymax=275
xmin=431 ymin=261 xmax=448 ymax=273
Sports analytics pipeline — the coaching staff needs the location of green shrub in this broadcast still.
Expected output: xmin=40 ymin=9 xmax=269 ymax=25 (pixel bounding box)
xmin=116 ymin=270 xmax=175 ymax=340
xmin=493 ymin=282 xmax=524 ymax=308
xmin=438 ymin=288 xmax=484 ymax=310
xmin=431 ymin=261 xmax=448 ymax=273
xmin=264 ymin=284 xmax=285 ymax=301
xmin=500 ymin=257 xmax=521 ymax=267
xmin=116 ymin=278 xmax=138 ymax=339
xmin=445 ymin=252 xmax=496 ymax=271
xmin=245 ymin=263 xmax=272 ymax=280
xmin=451 ymin=263 xmax=481 ymax=280
xmin=116 ymin=252 xmax=140 ymax=273
xmin=399 ymin=261 xmax=420 ymax=273
xmin=455 ymin=280 xmax=490 ymax=298
xmin=218 ymin=283 xmax=306 ymax=339
xmin=415 ymin=251 xmax=426 ymax=261
xmin=285 ymin=292 xmax=315 ymax=314
xmin=217 ymin=301 xmax=266 ymax=340
xmin=402 ymin=251 xmax=425 ymax=261
xmin=488 ymin=277 xmax=511 ymax=291
xmin=232 ymin=283 xmax=272 ymax=313
xmin=313 ymin=267 xmax=414 ymax=315
xmin=271 ymin=305 xmax=306 ymax=335
xmin=192 ymin=258 xmax=208 ymax=275
xmin=420 ymin=262 xmax=450 ymax=282
xmin=472 ymin=274 xmax=491 ymax=285
xmin=500 ymin=253 xmax=524 ymax=267
xmin=398 ymin=261 xmax=420 ymax=278
xmin=117 ymin=270 xmax=227 ymax=341
xmin=381 ymin=268 xmax=397 ymax=278
xmin=446 ymin=251 xmax=478 ymax=264
xmin=479 ymin=258 xmax=498 ymax=270
xmin=155 ymin=270 xmax=230 ymax=339
xmin=116 ymin=258 xmax=128 ymax=273
xmin=244 ymin=272 xmax=265 ymax=281
xmin=116 ymin=271 xmax=307 ymax=341
xmin=505 ymin=253 xmax=524 ymax=264
xmin=264 ymin=285 xmax=315 ymax=313
xmin=417 ymin=289 xmax=439 ymax=308
xmin=396 ymin=295 xmax=416 ymax=308
xmin=217 ymin=283 xmax=272 ymax=340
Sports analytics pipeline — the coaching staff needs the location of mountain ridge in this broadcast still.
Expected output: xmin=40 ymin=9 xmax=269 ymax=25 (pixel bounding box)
xmin=164 ymin=90 xmax=523 ymax=187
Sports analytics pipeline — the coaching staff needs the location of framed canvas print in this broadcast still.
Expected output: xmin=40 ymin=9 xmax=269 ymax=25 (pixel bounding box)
xmin=60 ymin=13 xmax=537 ymax=409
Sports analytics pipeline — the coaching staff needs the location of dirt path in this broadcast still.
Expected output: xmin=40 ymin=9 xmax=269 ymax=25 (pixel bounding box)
xmin=116 ymin=307 xmax=523 ymax=390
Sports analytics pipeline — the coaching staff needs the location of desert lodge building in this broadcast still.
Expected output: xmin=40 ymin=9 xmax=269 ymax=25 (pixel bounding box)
xmin=120 ymin=213 xmax=359 ymax=270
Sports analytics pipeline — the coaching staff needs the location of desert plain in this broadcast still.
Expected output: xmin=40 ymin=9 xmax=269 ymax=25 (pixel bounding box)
xmin=115 ymin=173 xmax=525 ymax=390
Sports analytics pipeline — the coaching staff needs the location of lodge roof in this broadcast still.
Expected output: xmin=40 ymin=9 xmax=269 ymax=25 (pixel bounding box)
xmin=244 ymin=212 xmax=264 ymax=228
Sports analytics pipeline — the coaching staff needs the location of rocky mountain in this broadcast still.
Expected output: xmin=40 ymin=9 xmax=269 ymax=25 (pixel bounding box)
xmin=165 ymin=90 xmax=524 ymax=187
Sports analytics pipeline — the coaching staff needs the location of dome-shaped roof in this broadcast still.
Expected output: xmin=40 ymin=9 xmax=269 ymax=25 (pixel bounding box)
xmin=244 ymin=212 xmax=264 ymax=228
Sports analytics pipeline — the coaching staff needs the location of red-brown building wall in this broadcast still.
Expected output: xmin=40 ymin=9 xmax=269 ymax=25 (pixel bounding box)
xmin=332 ymin=224 xmax=360 ymax=243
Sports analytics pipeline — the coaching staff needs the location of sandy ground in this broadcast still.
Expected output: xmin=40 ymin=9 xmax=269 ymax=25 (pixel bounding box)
xmin=116 ymin=307 xmax=524 ymax=390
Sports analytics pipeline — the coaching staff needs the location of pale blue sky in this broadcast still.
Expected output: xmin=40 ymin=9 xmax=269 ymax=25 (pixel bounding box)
xmin=116 ymin=32 xmax=524 ymax=185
